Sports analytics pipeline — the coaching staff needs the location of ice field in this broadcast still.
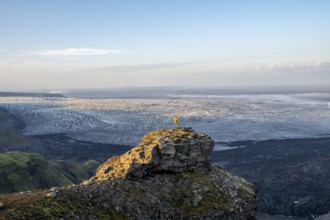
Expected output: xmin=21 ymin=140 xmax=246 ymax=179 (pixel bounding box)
xmin=1 ymin=93 xmax=330 ymax=149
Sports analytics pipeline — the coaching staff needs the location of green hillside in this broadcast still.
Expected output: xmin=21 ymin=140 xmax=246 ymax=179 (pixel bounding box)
xmin=0 ymin=151 xmax=99 ymax=194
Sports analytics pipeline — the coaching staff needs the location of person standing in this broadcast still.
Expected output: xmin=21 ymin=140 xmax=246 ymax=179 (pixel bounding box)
xmin=173 ymin=115 xmax=179 ymax=128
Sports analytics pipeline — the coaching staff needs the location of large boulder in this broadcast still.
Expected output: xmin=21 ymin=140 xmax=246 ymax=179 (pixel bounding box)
xmin=93 ymin=127 xmax=214 ymax=181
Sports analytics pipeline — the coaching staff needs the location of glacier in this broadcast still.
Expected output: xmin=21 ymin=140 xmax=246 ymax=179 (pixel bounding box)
xmin=1 ymin=93 xmax=330 ymax=148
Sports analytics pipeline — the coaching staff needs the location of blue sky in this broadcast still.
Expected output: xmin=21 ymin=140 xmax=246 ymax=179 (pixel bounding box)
xmin=0 ymin=0 xmax=329 ymax=91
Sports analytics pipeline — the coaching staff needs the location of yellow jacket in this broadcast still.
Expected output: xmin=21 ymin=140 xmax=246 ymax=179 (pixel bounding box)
xmin=173 ymin=116 xmax=179 ymax=123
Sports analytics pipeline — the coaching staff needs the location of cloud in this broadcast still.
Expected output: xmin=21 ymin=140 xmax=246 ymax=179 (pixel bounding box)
xmin=95 ymin=62 xmax=191 ymax=73
xmin=0 ymin=61 xmax=24 ymax=69
xmin=81 ymin=61 xmax=205 ymax=74
xmin=255 ymin=60 xmax=330 ymax=73
xmin=34 ymin=48 xmax=126 ymax=57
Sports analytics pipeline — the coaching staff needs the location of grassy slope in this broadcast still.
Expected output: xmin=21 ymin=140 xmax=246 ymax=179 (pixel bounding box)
xmin=0 ymin=151 xmax=99 ymax=194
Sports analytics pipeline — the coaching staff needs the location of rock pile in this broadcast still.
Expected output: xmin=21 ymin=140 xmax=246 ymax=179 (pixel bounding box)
xmin=93 ymin=127 xmax=214 ymax=181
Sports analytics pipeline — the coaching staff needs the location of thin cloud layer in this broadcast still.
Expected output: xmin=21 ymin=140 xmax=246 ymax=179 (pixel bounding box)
xmin=35 ymin=48 xmax=126 ymax=57
xmin=94 ymin=62 xmax=196 ymax=73
xmin=255 ymin=61 xmax=329 ymax=73
xmin=0 ymin=61 xmax=24 ymax=69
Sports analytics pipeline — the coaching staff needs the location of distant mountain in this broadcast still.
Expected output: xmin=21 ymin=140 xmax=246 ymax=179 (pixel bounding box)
xmin=0 ymin=91 xmax=65 ymax=98
xmin=0 ymin=151 xmax=99 ymax=194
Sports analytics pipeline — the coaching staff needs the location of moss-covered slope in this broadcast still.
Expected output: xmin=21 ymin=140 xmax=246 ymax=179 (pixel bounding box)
xmin=0 ymin=166 xmax=255 ymax=220
xmin=0 ymin=151 xmax=99 ymax=194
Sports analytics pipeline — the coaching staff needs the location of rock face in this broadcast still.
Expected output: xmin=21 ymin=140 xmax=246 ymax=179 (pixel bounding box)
xmin=0 ymin=128 xmax=257 ymax=220
xmin=94 ymin=127 xmax=214 ymax=181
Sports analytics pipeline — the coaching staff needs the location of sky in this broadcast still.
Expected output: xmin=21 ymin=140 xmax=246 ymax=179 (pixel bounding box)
xmin=0 ymin=0 xmax=329 ymax=91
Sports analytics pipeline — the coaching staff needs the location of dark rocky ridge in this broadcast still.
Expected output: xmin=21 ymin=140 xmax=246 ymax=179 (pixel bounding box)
xmin=0 ymin=108 xmax=25 ymax=131
xmin=0 ymin=107 xmax=131 ymax=162
xmin=212 ymin=138 xmax=330 ymax=218
xmin=0 ymin=92 xmax=65 ymax=98
xmin=0 ymin=128 xmax=257 ymax=220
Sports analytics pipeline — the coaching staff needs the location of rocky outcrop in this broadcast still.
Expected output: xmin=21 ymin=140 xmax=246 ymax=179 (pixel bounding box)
xmin=0 ymin=128 xmax=256 ymax=220
xmin=93 ymin=128 xmax=214 ymax=181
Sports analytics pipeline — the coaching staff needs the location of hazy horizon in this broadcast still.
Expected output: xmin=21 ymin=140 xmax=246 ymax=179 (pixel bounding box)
xmin=3 ymin=84 xmax=330 ymax=101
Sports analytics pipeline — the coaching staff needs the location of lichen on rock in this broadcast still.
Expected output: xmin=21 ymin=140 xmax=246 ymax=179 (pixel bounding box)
xmin=93 ymin=127 xmax=215 ymax=181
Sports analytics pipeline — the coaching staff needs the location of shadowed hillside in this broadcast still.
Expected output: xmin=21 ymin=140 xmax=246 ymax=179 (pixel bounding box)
xmin=0 ymin=151 xmax=99 ymax=194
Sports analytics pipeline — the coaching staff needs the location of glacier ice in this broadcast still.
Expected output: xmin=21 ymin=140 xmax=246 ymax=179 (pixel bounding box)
xmin=1 ymin=94 xmax=330 ymax=148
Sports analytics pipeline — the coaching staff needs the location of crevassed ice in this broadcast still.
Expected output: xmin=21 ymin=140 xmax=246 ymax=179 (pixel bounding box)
xmin=1 ymin=96 xmax=330 ymax=146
